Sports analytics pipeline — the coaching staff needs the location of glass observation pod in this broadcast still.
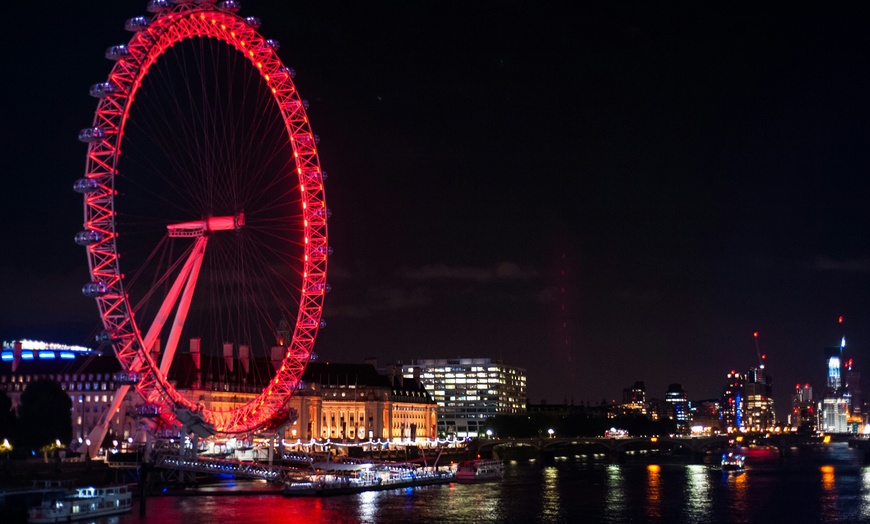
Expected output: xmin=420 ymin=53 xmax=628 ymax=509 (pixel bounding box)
xmin=276 ymin=67 xmax=296 ymax=79
xmin=218 ymin=1 xmax=241 ymax=13
xmin=245 ymin=16 xmax=261 ymax=28
xmin=308 ymin=283 xmax=331 ymax=294
xmin=73 ymin=178 xmax=100 ymax=194
xmin=82 ymin=281 xmax=108 ymax=298
xmin=313 ymin=208 xmax=333 ymax=220
xmin=265 ymin=39 xmax=281 ymax=50
xmin=125 ymin=16 xmax=151 ymax=32
xmin=302 ymin=170 xmax=328 ymax=182
xmin=95 ymin=330 xmax=122 ymax=344
xmin=301 ymin=318 xmax=327 ymax=328
xmin=78 ymin=127 xmax=105 ymax=143
xmin=75 ymin=230 xmax=104 ymax=246
xmin=105 ymin=45 xmax=130 ymax=61
xmin=146 ymin=0 xmax=172 ymax=13
xmin=89 ymin=82 xmax=118 ymax=98
xmin=314 ymin=244 xmax=333 ymax=256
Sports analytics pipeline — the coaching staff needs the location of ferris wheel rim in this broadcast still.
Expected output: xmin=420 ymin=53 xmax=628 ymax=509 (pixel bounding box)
xmin=78 ymin=3 xmax=328 ymax=435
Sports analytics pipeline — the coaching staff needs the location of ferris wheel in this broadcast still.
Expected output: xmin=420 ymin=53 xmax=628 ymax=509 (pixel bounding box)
xmin=75 ymin=0 xmax=329 ymax=437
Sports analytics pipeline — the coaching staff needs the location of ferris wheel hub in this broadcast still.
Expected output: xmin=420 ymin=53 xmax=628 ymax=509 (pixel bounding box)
xmin=166 ymin=213 xmax=245 ymax=237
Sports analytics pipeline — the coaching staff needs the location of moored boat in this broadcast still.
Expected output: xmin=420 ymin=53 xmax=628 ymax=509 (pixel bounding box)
xmin=283 ymin=462 xmax=454 ymax=496
xmin=28 ymin=484 xmax=133 ymax=523
xmin=455 ymin=459 xmax=503 ymax=483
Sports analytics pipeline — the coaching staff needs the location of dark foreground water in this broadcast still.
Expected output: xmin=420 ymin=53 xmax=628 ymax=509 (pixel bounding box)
xmin=26 ymin=443 xmax=870 ymax=523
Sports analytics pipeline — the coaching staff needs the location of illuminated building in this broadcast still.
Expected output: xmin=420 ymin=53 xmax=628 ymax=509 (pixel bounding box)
xmin=690 ymin=399 xmax=721 ymax=434
xmin=1 ymin=339 xmax=438 ymax=448
xmin=791 ymin=383 xmax=815 ymax=432
xmin=621 ymin=381 xmax=647 ymax=414
xmin=742 ymin=366 xmax=775 ymax=431
xmin=664 ymin=383 xmax=689 ymax=434
xmin=0 ymin=340 xmax=134 ymax=446
xmin=400 ymin=358 xmax=527 ymax=439
xmin=821 ymin=340 xmax=849 ymax=433
xmin=169 ymin=355 xmax=438 ymax=444
xmin=720 ymin=370 xmax=744 ymax=430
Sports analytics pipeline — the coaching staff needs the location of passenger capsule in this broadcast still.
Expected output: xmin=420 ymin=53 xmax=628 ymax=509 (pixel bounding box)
xmin=89 ymin=82 xmax=117 ymax=98
xmin=313 ymin=208 xmax=333 ymax=219
xmin=277 ymin=67 xmax=296 ymax=78
xmin=314 ymin=134 xmax=320 ymax=144
xmin=309 ymin=283 xmax=331 ymax=293
xmin=95 ymin=331 xmax=119 ymax=344
xmin=125 ymin=16 xmax=151 ymax=32
xmin=315 ymin=244 xmax=333 ymax=256
xmin=265 ymin=39 xmax=280 ymax=50
xmin=147 ymin=0 xmax=172 ymax=13
xmin=244 ymin=16 xmax=261 ymax=28
xmin=75 ymin=230 xmax=104 ymax=246
xmin=73 ymin=178 xmax=100 ymax=194
xmin=105 ymin=45 xmax=130 ymax=61
xmin=82 ymin=281 xmax=108 ymax=298
xmin=217 ymin=0 xmax=240 ymax=12
xmin=78 ymin=127 xmax=106 ymax=143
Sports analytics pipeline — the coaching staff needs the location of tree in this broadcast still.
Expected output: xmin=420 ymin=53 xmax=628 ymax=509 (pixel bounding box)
xmin=17 ymin=380 xmax=72 ymax=452
xmin=0 ymin=390 xmax=15 ymax=443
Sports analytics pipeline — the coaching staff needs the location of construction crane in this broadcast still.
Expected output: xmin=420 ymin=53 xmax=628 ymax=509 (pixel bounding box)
xmin=753 ymin=331 xmax=765 ymax=373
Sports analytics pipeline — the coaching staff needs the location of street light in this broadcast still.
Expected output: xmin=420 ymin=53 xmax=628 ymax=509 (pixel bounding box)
xmin=548 ymin=428 xmax=555 ymax=439
xmin=486 ymin=429 xmax=493 ymax=439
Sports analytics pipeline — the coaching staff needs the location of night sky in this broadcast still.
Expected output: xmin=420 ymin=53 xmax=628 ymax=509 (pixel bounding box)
xmin=4 ymin=1 xmax=870 ymax=417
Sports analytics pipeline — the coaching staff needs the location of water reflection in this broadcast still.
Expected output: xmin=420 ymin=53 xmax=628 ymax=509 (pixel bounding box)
xmin=358 ymin=490 xmax=377 ymax=522
xmin=603 ymin=464 xmax=625 ymax=522
xmin=726 ymin=467 xmax=748 ymax=522
xmin=861 ymin=468 xmax=870 ymax=519
xmin=819 ymin=465 xmax=838 ymax=522
xmin=684 ymin=465 xmax=711 ymax=522
xmin=645 ymin=464 xmax=661 ymax=520
xmin=541 ymin=466 xmax=561 ymax=521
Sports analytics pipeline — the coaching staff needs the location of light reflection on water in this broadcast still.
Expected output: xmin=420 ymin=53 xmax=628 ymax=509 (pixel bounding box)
xmin=645 ymin=464 xmax=662 ymax=520
xmin=862 ymin=468 xmax=870 ymax=519
xmin=108 ymin=453 xmax=870 ymax=524
xmin=684 ymin=464 xmax=711 ymax=523
xmin=540 ymin=466 xmax=561 ymax=521
xmin=604 ymin=464 xmax=625 ymax=522
xmin=820 ymin=465 xmax=838 ymax=523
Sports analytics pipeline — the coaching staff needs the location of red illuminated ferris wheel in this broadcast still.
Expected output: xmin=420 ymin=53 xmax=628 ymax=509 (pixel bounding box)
xmin=75 ymin=1 xmax=328 ymax=436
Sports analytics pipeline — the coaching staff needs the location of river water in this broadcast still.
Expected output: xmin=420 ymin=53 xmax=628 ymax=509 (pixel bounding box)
xmin=44 ymin=443 xmax=870 ymax=523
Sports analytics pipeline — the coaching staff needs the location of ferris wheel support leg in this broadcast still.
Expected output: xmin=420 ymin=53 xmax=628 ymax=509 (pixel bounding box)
xmin=84 ymin=383 xmax=131 ymax=459
xmin=143 ymin=238 xmax=204 ymax=353
xmin=159 ymin=237 xmax=207 ymax=378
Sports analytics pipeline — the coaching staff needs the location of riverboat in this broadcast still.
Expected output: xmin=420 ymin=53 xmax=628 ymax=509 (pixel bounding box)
xmin=283 ymin=462 xmax=454 ymax=496
xmin=455 ymin=459 xmax=503 ymax=483
xmin=720 ymin=452 xmax=746 ymax=473
xmin=28 ymin=484 xmax=133 ymax=523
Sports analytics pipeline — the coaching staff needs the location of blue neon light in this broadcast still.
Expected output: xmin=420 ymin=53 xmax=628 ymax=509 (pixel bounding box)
xmin=38 ymin=351 xmax=56 ymax=359
xmin=0 ymin=353 xmax=12 ymax=361
xmin=20 ymin=352 xmax=34 ymax=360
xmin=59 ymin=352 xmax=76 ymax=360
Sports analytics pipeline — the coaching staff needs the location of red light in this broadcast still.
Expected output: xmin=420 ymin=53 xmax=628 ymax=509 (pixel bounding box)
xmin=761 ymin=354 xmax=766 ymax=360
xmin=839 ymin=316 xmax=844 ymax=324
xmin=796 ymin=384 xmax=801 ymax=389
xmin=753 ymin=332 xmax=758 ymax=338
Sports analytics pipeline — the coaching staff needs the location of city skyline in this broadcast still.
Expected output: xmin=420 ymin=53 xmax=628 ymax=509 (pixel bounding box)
xmin=3 ymin=2 xmax=870 ymax=410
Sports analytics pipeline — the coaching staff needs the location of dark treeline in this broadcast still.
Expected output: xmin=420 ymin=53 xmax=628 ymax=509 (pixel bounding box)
xmin=0 ymin=380 xmax=72 ymax=457
xmin=484 ymin=411 xmax=677 ymax=439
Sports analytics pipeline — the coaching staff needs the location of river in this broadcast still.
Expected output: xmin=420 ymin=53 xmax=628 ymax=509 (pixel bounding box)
xmin=17 ymin=443 xmax=870 ymax=523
